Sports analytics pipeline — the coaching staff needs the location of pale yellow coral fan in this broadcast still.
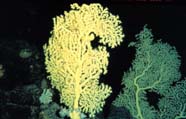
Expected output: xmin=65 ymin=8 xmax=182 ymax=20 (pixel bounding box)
xmin=43 ymin=3 xmax=124 ymax=119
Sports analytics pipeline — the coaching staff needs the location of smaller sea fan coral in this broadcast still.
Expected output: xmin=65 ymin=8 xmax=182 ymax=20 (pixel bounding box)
xmin=113 ymin=25 xmax=181 ymax=119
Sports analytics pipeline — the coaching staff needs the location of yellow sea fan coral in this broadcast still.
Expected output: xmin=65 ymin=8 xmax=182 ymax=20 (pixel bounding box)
xmin=43 ymin=3 xmax=124 ymax=119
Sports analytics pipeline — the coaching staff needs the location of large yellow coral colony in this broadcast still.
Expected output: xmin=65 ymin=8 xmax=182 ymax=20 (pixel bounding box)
xmin=43 ymin=3 xmax=124 ymax=119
